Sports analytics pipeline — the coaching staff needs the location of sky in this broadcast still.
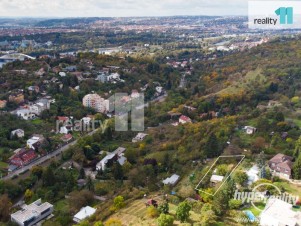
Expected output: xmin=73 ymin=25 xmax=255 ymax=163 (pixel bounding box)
xmin=0 ymin=0 xmax=296 ymax=18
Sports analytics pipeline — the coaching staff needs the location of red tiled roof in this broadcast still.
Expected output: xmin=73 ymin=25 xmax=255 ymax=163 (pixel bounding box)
xmin=61 ymin=134 xmax=72 ymax=142
xmin=179 ymin=115 xmax=191 ymax=122
xmin=10 ymin=149 xmax=37 ymax=167
xmin=57 ymin=116 xmax=69 ymax=121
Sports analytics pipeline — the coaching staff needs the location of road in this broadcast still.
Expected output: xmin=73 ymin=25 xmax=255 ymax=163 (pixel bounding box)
xmin=4 ymin=94 xmax=168 ymax=180
xmin=3 ymin=129 xmax=99 ymax=180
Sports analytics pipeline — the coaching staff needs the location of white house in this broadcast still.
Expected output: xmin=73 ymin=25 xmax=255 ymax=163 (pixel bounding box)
xmin=210 ymin=175 xmax=224 ymax=183
xmin=260 ymin=198 xmax=301 ymax=226
xmin=163 ymin=174 xmax=180 ymax=186
xmin=132 ymin=133 xmax=148 ymax=143
xmin=11 ymin=199 xmax=53 ymax=226
xmin=59 ymin=126 xmax=69 ymax=134
xmin=27 ymin=98 xmax=51 ymax=116
xmin=73 ymin=206 xmax=96 ymax=223
xmin=96 ymin=147 xmax=126 ymax=171
xmin=156 ymin=86 xmax=163 ymax=94
xmin=243 ymin=126 xmax=257 ymax=135
xmin=27 ymin=135 xmax=44 ymax=150
xmin=82 ymin=117 xmax=92 ymax=125
xmin=246 ymin=165 xmax=260 ymax=185
xmin=16 ymin=109 xmax=35 ymax=120
xmin=59 ymin=72 xmax=66 ymax=77
xmin=11 ymin=129 xmax=25 ymax=138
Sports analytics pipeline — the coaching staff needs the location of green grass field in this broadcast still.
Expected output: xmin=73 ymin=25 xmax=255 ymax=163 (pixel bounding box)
xmin=274 ymin=181 xmax=301 ymax=197
xmin=108 ymin=196 xmax=204 ymax=226
xmin=218 ymin=68 xmax=266 ymax=95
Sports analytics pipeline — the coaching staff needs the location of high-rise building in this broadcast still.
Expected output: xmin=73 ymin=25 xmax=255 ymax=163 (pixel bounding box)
xmin=82 ymin=93 xmax=109 ymax=113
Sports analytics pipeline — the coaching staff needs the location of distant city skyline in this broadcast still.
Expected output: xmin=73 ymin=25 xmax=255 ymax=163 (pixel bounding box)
xmin=0 ymin=0 xmax=251 ymax=18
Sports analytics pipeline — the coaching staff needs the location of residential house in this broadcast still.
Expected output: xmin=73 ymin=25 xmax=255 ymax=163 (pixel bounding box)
xmin=61 ymin=134 xmax=73 ymax=143
xmin=132 ymin=133 xmax=148 ymax=143
xmin=27 ymin=134 xmax=45 ymax=150
xmin=73 ymin=206 xmax=96 ymax=223
xmin=59 ymin=126 xmax=73 ymax=134
xmin=9 ymin=92 xmax=24 ymax=104
xmin=0 ymin=100 xmax=7 ymax=108
xmin=11 ymin=199 xmax=53 ymax=226
xmin=200 ymin=111 xmax=218 ymax=119
xmin=59 ymin=72 xmax=66 ymax=77
xmin=184 ymin=105 xmax=196 ymax=111
xmin=155 ymin=86 xmax=163 ymax=94
xmin=16 ymin=109 xmax=35 ymax=120
xmin=131 ymin=90 xmax=140 ymax=99
xmin=260 ymin=198 xmax=301 ymax=226
xmin=268 ymin=153 xmax=293 ymax=179
xmin=64 ymin=65 xmax=77 ymax=72
xmin=243 ymin=126 xmax=257 ymax=135
xmin=107 ymin=72 xmax=122 ymax=83
xmin=95 ymin=72 xmax=108 ymax=83
xmin=96 ymin=147 xmax=126 ymax=171
xmin=246 ymin=165 xmax=260 ymax=185
xmin=29 ymin=98 xmax=51 ymax=116
xmin=9 ymin=148 xmax=37 ymax=168
xmin=70 ymin=71 xmax=84 ymax=82
xmin=179 ymin=115 xmax=192 ymax=124
xmin=52 ymin=66 xmax=61 ymax=74
xmin=82 ymin=117 xmax=92 ymax=125
xmin=210 ymin=175 xmax=224 ymax=184
xmin=11 ymin=129 xmax=25 ymax=139
xmin=28 ymin=86 xmax=40 ymax=93
xmin=162 ymin=174 xmax=180 ymax=186
xmin=35 ymin=68 xmax=45 ymax=77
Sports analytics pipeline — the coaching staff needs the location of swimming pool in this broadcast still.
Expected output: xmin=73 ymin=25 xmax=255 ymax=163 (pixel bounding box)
xmin=244 ymin=210 xmax=256 ymax=222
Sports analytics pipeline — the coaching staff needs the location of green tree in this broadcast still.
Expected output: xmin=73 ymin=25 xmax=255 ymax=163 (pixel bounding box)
xmin=31 ymin=166 xmax=43 ymax=179
xmin=199 ymin=188 xmax=213 ymax=202
xmin=158 ymin=201 xmax=169 ymax=214
xmin=113 ymin=196 xmax=125 ymax=210
xmin=200 ymin=209 xmax=217 ymax=226
xmin=213 ymin=179 xmax=235 ymax=216
xmin=228 ymin=199 xmax=242 ymax=209
xmin=78 ymin=167 xmax=86 ymax=179
xmin=24 ymin=189 xmax=33 ymax=202
xmin=216 ymin=164 xmax=228 ymax=176
xmin=86 ymin=176 xmax=94 ymax=191
xmin=157 ymin=214 xmax=174 ymax=226
xmin=199 ymin=203 xmax=217 ymax=226
xmin=112 ymin=162 xmax=124 ymax=180
xmin=233 ymin=170 xmax=248 ymax=186
xmin=176 ymin=201 xmax=191 ymax=222
xmin=105 ymin=218 xmax=122 ymax=226
xmin=256 ymin=151 xmax=266 ymax=178
xmin=0 ymin=194 xmax=12 ymax=221
xmin=294 ymin=136 xmax=301 ymax=158
xmin=204 ymin=133 xmax=220 ymax=158
xmin=42 ymin=167 xmax=55 ymax=187
xmin=147 ymin=205 xmax=159 ymax=218
xmin=293 ymin=154 xmax=301 ymax=179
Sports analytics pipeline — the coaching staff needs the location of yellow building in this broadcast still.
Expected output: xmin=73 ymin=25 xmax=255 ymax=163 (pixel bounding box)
xmin=9 ymin=93 xmax=24 ymax=104
xmin=0 ymin=100 xmax=7 ymax=108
